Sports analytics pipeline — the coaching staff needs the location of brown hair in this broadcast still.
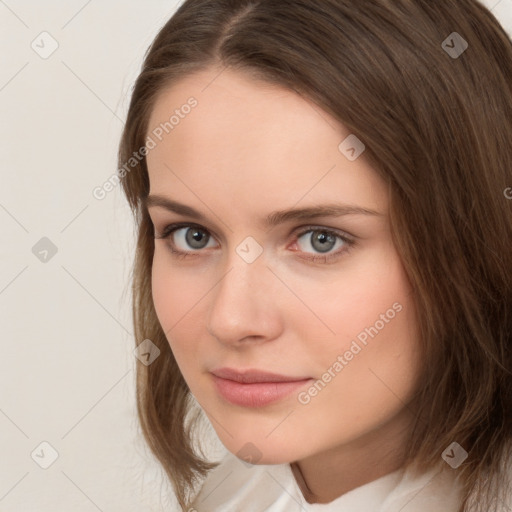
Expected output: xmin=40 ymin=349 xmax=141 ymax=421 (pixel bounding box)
xmin=118 ymin=1 xmax=512 ymax=510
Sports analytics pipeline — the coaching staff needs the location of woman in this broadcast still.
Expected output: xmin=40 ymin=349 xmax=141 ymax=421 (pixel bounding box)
xmin=118 ymin=0 xmax=512 ymax=510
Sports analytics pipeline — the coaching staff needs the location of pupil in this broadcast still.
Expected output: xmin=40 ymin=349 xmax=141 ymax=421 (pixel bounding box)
xmin=187 ymin=228 xmax=207 ymax=248
xmin=312 ymin=232 xmax=335 ymax=253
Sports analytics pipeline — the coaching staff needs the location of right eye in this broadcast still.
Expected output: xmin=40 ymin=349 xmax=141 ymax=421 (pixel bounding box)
xmin=155 ymin=223 xmax=219 ymax=257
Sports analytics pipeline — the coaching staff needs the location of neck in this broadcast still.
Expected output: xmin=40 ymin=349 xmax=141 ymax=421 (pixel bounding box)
xmin=289 ymin=407 xmax=415 ymax=504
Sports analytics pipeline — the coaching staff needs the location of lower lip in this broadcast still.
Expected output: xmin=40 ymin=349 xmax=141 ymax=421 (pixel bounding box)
xmin=211 ymin=375 xmax=313 ymax=408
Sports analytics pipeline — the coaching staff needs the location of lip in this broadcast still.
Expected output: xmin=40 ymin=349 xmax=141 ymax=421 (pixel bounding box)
xmin=210 ymin=367 xmax=311 ymax=383
xmin=210 ymin=368 xmax=313 ymax=407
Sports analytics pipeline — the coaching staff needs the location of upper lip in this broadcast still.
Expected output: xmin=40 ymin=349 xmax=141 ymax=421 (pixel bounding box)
xmin=210 ymin=367 xmax=311 ymax=384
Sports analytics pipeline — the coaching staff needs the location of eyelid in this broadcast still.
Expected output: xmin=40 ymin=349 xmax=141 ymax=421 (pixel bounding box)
xmin=154 ymin=222 xmax=355 ymax=244
xmin=155 ymin=222 xmax=221 ymax=244
xmin=293 ymin=224 xmax=355 ymax=242
xmin=154 ymin=221 xmax=356 ymax=264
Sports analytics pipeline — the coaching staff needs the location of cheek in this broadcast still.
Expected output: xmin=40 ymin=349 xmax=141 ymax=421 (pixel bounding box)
xmin=150 ymin=249 xmax=204 ymax=348
xmin=150 ymin=251 xmax=211 ymax=392
xmin=291 ymin=242 xmax=416 ymax=357
xmin=151 ymin=247 xmax=208 ymax=318
xmin=151 ymin=250 xmax=177 ymax=328
xmin=289 ymin=295 xmax=420 ymax=456
xmin=296 ymin=246 xmax=421 ymax=413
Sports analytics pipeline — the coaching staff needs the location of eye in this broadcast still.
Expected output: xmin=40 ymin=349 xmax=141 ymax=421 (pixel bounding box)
xmin=154 ymin=222 xmax=355 ymax=263
xmin=155 ymin=223 xmax=218 ymax=255
xmin=292 ymin=227 xmax=354 ymax=263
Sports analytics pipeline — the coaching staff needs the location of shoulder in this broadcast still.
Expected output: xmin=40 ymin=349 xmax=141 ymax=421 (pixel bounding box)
xmin=385 ymin=445 xmax=512 ymax=512
xmin=464 ymin=444 xmax=512 ymax=512
xmin=381 ymin=464 xmax=463 ymax=512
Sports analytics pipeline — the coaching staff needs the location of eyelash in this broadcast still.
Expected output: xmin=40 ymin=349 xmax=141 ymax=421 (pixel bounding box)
xmin=154 ymin=222 xmax=356 ymax=264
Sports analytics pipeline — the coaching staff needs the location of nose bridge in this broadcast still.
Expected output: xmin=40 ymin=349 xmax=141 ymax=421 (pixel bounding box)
xmin=206 ymin=240 xmax=279 ymax=343
xmin=214 ymin=242 xmax=268 ymax=311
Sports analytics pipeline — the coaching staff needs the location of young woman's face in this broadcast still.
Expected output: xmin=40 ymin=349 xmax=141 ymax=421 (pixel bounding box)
xmin=146 ymin=67 xmax=421 ymax=465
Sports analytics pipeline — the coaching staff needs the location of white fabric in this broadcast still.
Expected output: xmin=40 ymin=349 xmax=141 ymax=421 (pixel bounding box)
xmin=189 ymin=449 xmax=463 ymax=511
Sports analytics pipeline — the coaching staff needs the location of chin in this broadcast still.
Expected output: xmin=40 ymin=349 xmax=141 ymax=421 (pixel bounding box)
xmin=219 ymin=436 xmax=305 ymax=466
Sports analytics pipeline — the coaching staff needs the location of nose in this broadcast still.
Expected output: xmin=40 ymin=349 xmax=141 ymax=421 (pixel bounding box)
xmin=205 ymin=251 xmax=283 ymax=347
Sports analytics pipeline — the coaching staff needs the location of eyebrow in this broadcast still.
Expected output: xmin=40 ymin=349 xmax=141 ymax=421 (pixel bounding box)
xmin=143 ymin=194 xmax=382 ymax=228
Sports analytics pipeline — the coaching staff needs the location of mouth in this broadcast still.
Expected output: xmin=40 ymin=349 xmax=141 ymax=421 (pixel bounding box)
xmin=210 ymin=368 xmax=314 ymax=407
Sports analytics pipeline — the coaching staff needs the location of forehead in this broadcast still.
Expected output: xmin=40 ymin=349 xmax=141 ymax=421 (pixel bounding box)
xmin=147 ymin=66 xmax=345 ymax=154
xmin=146 ymin=67 xmax=386 ymax=216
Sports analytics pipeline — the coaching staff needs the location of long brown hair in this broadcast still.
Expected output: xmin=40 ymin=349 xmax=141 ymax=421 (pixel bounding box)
xmin=118 ymin=1 xmax=512 ymax=510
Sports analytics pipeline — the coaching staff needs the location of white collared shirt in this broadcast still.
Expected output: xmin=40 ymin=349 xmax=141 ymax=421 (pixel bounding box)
xmin=189 ymin=449 xmax=464 ymax=512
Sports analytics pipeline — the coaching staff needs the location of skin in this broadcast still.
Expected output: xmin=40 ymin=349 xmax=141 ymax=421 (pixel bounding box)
xmin=145 ymin=66 xmax=422 ymax=504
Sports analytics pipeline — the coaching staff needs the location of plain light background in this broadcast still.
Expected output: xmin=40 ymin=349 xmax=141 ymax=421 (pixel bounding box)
xmin=0 ymin=1 xmax=511 ymax=511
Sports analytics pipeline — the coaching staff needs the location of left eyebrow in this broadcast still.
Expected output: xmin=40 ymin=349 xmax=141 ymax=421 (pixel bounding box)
xmin=143 ymin=195 xmax=383 ymax=229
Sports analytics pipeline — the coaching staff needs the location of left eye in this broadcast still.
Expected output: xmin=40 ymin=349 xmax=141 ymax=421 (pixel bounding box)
xmin=295 ymin=229 xmax=348 ymax=255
